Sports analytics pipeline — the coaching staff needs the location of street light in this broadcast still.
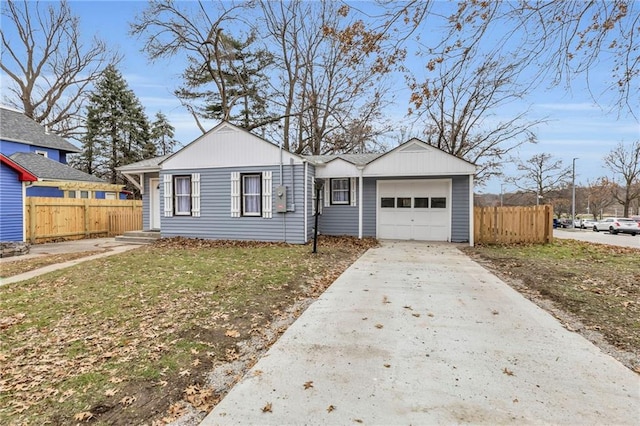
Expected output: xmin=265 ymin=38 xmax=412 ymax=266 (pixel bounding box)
xmin=572 ymin=158 xmax=578 ymax=229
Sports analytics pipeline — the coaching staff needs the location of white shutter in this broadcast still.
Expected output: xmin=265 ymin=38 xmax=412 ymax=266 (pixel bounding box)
xmin=231 ymin=172 xmax=240 ymax=217
xmin=324 ymin=181 xmax=330 ymax=207
xmin=191 ymin=173 xmax=200 ymax=217
xmin=262 ymin=171 xmax=272 ymax=218
xmin=163 ymin=174 xmax=173 ymax=217
xmin=350 ymin=177 xmax=357 ymax=207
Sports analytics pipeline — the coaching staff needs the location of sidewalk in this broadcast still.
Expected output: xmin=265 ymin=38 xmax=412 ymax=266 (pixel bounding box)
xmin=1 ymin=238 xmax=142 ymax=286
xmin=202 ymin=241 xmax=639 ymax=425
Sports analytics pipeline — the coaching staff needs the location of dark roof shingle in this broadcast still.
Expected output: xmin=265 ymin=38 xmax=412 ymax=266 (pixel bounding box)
xmin=0 ymin=106 xmax=81 ymax=153
xmin=9 ymin=152 xmax=105 ymax=183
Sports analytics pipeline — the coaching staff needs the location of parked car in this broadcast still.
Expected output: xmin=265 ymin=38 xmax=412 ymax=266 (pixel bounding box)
xmin=580 ymin=219 xmax=596 ymax=229
xmin=556 ymin=219 xmax=572 ymax=228
xmin=593 ymin=217 xmax=640 ymax=235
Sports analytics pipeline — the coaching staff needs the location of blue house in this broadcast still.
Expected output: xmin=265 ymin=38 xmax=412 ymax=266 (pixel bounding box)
xmin=118 ymin=122 xmax=476 ymax=245
xmin=0 ymin=106 xmax=126 ymax=242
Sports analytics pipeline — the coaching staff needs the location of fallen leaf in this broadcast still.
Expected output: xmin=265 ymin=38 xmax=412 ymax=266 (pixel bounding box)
xmin=303 ymin=381 xmax=314 ymax=389
xmin=412 ymin=313 xmax=420 ymax=317
xmin=327 ymin=404 xmax=336 ymax=412
xmin=104 ymin=388 xmax=118 ymax=397
xmin=74 ymin=411 xmax=93 ymax=421
xmin=119 ymin=395 xmax=136 ymax=406
xmin=384 ymin=364 xmax=391 ymax=368
xmin=185 ymin=385 xmax=199 ymax=395
xmin=179 ymin=369 xmax=191 ymax=377
xmin=503 ymin=367 xmax=515 ymax=376
xmin=382 ymin=296 xmax=390 ymax=304
xmin=225 ymin=329 xmax=241 ymax=338
xmin=375 ymin=323 xmax=383 ymax=329
xmin=262 ymin=402 xmax=272 ymax=413
xmin=403 ymin=305 xmax=412 ymax=310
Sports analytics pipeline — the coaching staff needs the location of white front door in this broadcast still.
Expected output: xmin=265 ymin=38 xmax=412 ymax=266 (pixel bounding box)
xmin=149 ymin=178 xmax=161 ymax=230
xmin=377 ymin=179 xmax=451 ymax=241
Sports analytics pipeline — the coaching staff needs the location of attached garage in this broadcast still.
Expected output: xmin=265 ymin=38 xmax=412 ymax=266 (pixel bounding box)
xmin=377 ymin=179 xmax=451 ymax=241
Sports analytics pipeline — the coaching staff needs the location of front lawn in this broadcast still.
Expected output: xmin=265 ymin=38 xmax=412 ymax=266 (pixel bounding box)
xmin=0 ymin=236 xmax=377 ymax=425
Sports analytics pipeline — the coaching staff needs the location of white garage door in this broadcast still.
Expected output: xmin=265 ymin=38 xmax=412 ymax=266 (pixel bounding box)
xmin=377 ymin=179 xmax=451 ymax=241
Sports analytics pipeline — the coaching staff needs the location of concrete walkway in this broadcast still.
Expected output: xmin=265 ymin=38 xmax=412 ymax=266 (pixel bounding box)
xmin=0 ymin=238 xmax=142 ymax=286
xmin=202 ymin=241 xmax=639 ymax=425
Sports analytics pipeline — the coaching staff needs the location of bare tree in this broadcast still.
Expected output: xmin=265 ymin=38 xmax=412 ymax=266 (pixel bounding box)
xmin=257 ymin=0 xmax=391 ymax=154
xmin=0 ymin=0 xmax=118 ymax=138
xmin=586 ymin=177 xmax=618 ymax=220
xmin=409 ymin=53 xmax=545 ymax=184
xmin=604 ymin=140 xmax=640 ymax=217
xmin=507 ymin=153 xmax=572 ymax=204
xmin=354 ymin=1 xmax=639 ymax=117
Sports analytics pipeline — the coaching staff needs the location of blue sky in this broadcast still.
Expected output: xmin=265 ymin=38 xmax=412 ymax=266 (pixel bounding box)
xmin=5 ymin=1 xmax=639 ymax=195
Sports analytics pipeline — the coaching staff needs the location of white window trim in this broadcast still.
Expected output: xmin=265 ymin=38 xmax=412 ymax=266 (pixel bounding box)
xmin=242 ymin=173 xmax=262 ymax=217
xmin=327 ymin=178 xmax=356 ymax=206
xmin=174 ymin=175 xmax=192 ymax=216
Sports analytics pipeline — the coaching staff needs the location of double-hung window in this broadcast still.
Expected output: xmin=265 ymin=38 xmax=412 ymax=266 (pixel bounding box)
xmin=330 ymin=178 xmax=350 ymax=205
xmin=242 ymin=174 xmax=261 ymax=216
xmin=174 ymin=175 xmax=192 ymax=215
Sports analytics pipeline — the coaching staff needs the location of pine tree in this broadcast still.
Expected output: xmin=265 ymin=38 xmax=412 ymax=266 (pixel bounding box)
xmin=175 ymin=30 xmax=273 ymax=129
xmin=150 ymin=112 xmax=178 ymax=155
xmin=81 ymin=65 xmax=152 ymax=184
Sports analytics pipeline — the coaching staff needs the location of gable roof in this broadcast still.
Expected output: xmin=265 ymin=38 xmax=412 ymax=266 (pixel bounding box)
xmin=0 ymin=106 xmax=81 ymax=153
xmin=9 ymin=152 xmax=105 ymax=183
xmin=0 ymin=153 xmax=38 ymax=181
xmin=161 ymin=121 xmax=305 ymax=169
xmin=304 ymin=153 xmax=383 ymax=166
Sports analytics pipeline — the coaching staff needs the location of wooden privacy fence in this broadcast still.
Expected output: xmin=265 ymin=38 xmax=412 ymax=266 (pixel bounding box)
xmin=475 ymin=205 xmax=553 ymax=245
xmin=25 ymin=197 xmax=142 ymax=243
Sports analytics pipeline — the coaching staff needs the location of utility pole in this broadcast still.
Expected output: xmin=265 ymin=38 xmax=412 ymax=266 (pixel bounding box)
xmin=500 ymin=183 xmax=505 ymax=207
xmin=572 ymin=158 xmax=578 ymax=228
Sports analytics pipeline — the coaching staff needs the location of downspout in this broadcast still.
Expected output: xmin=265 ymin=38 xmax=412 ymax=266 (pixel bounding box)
xmin=304 ymin=160 xmax=308 ymax=243
xmin=469 ymin=174 xmax=474 ymax=246
xmin=357 ymin=165 xmax=364 ymax=239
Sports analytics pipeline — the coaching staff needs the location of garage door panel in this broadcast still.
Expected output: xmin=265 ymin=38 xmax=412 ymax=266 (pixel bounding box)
xmin=377 ymin=180 xmax=450 ymax=241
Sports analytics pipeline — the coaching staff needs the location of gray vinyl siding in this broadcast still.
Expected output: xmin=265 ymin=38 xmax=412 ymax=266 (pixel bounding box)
xmin=161 ymin=164 xmax=308 ymax=244
xmin=318 ymin=179 xmax=359 ymax=236
xmin=362 ymin=178 xmax=377 ymax=237
xmin=450 ymin=175 xmax=470 ymax=243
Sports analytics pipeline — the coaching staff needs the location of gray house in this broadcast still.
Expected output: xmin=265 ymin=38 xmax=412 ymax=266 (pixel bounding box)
xmin=118 ymin=122 xmax=476 ymax=245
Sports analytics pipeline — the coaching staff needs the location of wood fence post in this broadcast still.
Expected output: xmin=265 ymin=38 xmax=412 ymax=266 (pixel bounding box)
xmin=29 ymin=197 xmax=36 ymax=244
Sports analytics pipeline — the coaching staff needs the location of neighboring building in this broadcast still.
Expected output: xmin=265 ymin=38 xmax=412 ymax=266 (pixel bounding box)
xmin=118 ymin=122 xmax=476 ymax=245
xmin=0 ymin=106 xmax=125 ymax=242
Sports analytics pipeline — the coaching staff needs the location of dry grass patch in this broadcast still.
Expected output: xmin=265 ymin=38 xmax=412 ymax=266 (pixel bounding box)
xmin=0 ymin=236 xmax=377 ymax=425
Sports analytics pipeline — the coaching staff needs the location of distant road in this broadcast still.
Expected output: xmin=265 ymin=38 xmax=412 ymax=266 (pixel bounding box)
xmin=554 ymin=229 xmax=640 ymax=249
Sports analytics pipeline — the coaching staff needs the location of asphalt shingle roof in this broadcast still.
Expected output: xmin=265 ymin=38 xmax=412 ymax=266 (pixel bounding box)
xmin=0 ymin=106 xmax=81 ymax=153
xmin=9 ymin=152 xmax=105 ymax=183
xmin=116 ymin=155 xmax=170 ymax=172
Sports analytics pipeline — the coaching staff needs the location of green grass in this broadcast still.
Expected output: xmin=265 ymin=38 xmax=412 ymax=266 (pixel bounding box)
xmin=0 ymin=238 xmax=375 ymax=425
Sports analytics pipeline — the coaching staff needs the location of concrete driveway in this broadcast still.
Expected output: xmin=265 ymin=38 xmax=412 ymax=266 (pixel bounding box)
xmin=202 ymin=241 xmax=639 ymax=425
